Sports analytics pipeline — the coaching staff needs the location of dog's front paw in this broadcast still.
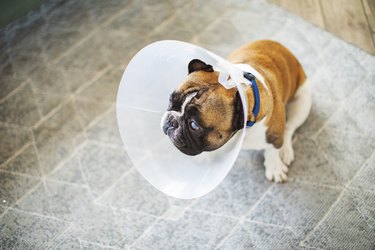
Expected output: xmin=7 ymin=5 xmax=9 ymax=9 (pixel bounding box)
xmin=279 ymin=141 xmax=294 ymax=166
xmin=265 ymin=158 xmax=289 ymax=183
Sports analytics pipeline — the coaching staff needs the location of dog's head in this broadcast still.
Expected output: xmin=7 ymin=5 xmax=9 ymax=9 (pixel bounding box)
xmin=161 ymin=59 xmax=245 ymax=155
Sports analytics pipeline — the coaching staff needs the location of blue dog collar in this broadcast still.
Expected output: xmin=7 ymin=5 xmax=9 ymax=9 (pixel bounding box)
xmin=243 ymin=72 xmax=260 ymax=127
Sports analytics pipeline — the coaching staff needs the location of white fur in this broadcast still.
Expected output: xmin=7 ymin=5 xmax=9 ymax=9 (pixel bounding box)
xmin=279 ymin=80 xmax=311 ymax=165
xmin=241 ymin=80 xmax=311 ymax=182
xmin=160 ymin=92 xmax=197 ymax=129
xmin=242 ymin=118 xmax=269 ymax=150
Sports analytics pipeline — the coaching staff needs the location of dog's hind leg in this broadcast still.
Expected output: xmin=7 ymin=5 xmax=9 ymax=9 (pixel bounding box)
xmin=279 ymin=80 xmax=312 ymax=165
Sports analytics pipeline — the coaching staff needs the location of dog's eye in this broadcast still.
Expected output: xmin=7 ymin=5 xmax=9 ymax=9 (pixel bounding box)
xmin=190 ymin=121 xmax=199 ymax=130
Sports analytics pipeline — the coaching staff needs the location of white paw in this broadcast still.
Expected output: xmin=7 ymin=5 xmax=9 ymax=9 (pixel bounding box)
xmin=279 ymin=142 xmax=294 ymax=166
xmin=265 ymin=159 xmax=289 ymax=183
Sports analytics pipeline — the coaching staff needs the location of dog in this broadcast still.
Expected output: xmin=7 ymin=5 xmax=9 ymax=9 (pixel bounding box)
xmin=161 ymin=40 xmax=311 ymax=182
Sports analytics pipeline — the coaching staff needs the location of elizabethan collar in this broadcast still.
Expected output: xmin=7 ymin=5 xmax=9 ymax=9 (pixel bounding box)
xmin=116 ymin=40 xmax=264 ymax=199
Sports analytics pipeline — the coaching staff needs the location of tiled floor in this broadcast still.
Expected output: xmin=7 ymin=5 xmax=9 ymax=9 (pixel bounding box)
xmin=0 ymin=0 xmax=374 ymax=249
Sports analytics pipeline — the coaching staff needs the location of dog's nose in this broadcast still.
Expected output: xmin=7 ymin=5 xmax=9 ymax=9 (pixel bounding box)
xmin=162 ymin=118 xmax=179 ymax=135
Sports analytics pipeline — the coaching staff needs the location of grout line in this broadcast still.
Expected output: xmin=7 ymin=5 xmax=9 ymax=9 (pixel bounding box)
xmin=43 ymin=222 xmax=74 ymax=250
xmin=30 ymin=130 xmax=45 ymax=185
xmin=0 ymin=169 xmax=39 ymax=179
xmin=73 ymin=65 xmax=111 ymax=96
xmin=0 ymin=206 xmax=10 ymax=220
xmin=114 ymin=206 xmax=160 ymax=220
xmin=51 ymin=31 xmax=97 ymax=65
xmin=74 ymin=94 xmax=115 ymax=106
xmin=345 ymin=150 xmax=375 ymax=189
xmin=45 ymin=178 xmax=91 ymax=190
xmin=298 ymin=187 xmax=346 ymax=247
xmin=128 ymin=217 xmax=161 ymax=248
xmin=0 ymin=142 xmax=31 ymax=169
xmin=185 ymin=208 xmax=239 ymax=221
xmin=93 ymin=168 xmax=134 ymax=203
xmin=214 ymin=223 xmax=241 ymax=250
xmin=4 ymin=206 xmax=68 ymax=223
xmin=215 ymin=184 xmax=275 ymax=249
xmin=87 ymin=140 xmax=123 ymax=149
xmin=101 ymin=0 xmax=133 ymax=27
xmin=0 ymin=121 xmax=35 ymax=131
xmin=75 ymin=146 xmax=96 ymax=201
xmin=9 ymin=181 xmax=42 ymax=208
xmin=79 ymin=239 xmax=119 ymax=250
xmin=246 ymin=219 xmax=297 ymax=232
xmin=32 ymin=97 xmax=72 ymax=129
xmin=0 ymin=79 xmax=29 ymax=104
xmin=83 ymin=103 xmax=116 ymax=132
xmin=45 ymin=141 xmax=87 ymax=179
xmin=292 ymin=179 xmax=343 ymax=190
xmin=299 ymin=150 xmax=375 ymax=246
xmin=71 ymin=97 xmax=89 ymax=141
xmin=52 ymin=0 xmax=133 ymax=65
xmin=312 ymin=70 xmax=370 ymax=138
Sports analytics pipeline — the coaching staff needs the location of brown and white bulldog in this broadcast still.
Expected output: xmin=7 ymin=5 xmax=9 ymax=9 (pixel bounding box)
xmin=161 ymin=40 xmax=311 ymax=182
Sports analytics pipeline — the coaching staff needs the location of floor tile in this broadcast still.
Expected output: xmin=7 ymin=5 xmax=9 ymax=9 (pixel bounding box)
xmin=85 ymin=0 xmax=131 ymax=25
xmin=1 ymin=0 xmax=374 ymax=248
xmin=177 ymin=2 xmax=223 ymax=35
xmin=350 ymin=153 xmax=375 ymax=192
xmin=29 ymin=64 xmax=70 ymax=94
xmin=41 ymin=24 xmax=86 ymax=61
xmin=0 ymin=144 xmax=40 ymax=177
xmin=0 ymin=60 xmax=27 ymax=100
xmin=218 ymin=222 xmax=303 ymax=250
xmin=0 ymin=206 xmax=6 ymax=216
xmin=57 ymin=34 xmax=110 ymax=93
xmin=192 ymin=151 xmax=271 ymax=217
xmin=77 ymin=142 xmax=132 ymax=197
xmin=86 ymin=107 xmax=123 ymax=146
xmin=70 ymin=206 xmax=155 ymax=249
xmin=45 ymin=0 xmax=91 ymax=32
xmin=34 ymin=92 xmax=66 ymax=118
xmin=247 ymin=182 xmax=341 ymax=234
xmin=288 ymin=137 xmax=342 ymax=186
xmin=94 ymin=27 xmax=151 ymax=69
xmin=33 ymin=101 xmax=84 ymax=174
xmin=272 ymin=21 xmax=322 ymax=76
xmin=0 ymin=171 xmax=39 ymax=207
xmin=77 ymin=67 xmax=122 ymax=104
xmin=317 ymin=128 xmax=375 ymax=184
xmin=0 ymin=83 xmax=41 ymax=127
xmin=314 ymin=42 xmax=367 ymax=102
xmin=0 ymin=125 xmax=30 ymax=165
xmin=97 ymin=170 xmax=169 ymax=216
xmin=48 ymin=231 xmax=82 ymax=250
xmin=196 ymin=11 xmax=249 ymax=57
xmin=80 ymin=241 xmax=114 ymax=250
xmin=132 ymin=210 xmax=237 ymax=250
xmin=48 ymin=152 xmax=85 ymax=185
xmin=16 ymin=180 xmax=92 ymax=221
xmin=339 ymin=77 xmax=375 ymax=137
xmin=0 ymin=209 xmax=69 ymax=250
xmin=302 ymin=189 xmax=375 ymax=249
xmin=108 ymin=1 xmax=175 ymax=37
xmin=6 ymin=14 xmax=46 ymax=78
xmin=74 ymin=98 xmax=111 ymax=128
xmin=295 ymin=99 xmax=339 ymax=138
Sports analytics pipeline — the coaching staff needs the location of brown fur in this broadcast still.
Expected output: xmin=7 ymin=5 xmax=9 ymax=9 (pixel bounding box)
xmin=228 ymin=40 xmax=306 ymax=148
xmin=175 ymin=40 xmax=306 ymax=151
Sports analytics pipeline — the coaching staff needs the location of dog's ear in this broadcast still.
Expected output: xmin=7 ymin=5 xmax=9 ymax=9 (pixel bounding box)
xmin=232 ymin=91 xmax=245 ymax=132
xmin=188 ymin=59 xmax=214 ymax=74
